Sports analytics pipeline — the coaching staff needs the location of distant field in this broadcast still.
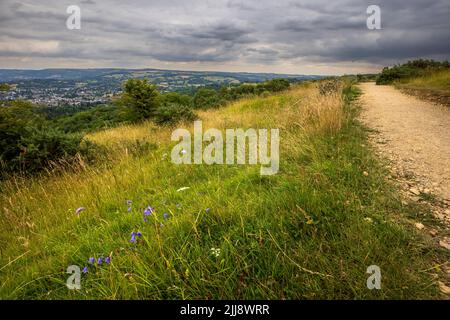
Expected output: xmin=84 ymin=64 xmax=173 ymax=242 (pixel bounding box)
xmin=394 ymin=69 xmax=450 ymax=106
xmin=0 ymin=81 xmax=446 ymax=299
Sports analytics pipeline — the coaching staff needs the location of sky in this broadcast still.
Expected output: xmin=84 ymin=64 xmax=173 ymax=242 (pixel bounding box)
xmin=0 ymin=0 xmax=449 ymax=75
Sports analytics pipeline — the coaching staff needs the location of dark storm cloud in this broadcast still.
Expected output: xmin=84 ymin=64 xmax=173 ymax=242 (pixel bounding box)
xmin=185 ymin=23 xmax=253 ymax=42
xmin=276 ymin=16 xmax=365 ymax=32
xmin=0 ymin=0 xmax=449 ymax=73
xmin=268 ymin=0 xmax=450 ymax=65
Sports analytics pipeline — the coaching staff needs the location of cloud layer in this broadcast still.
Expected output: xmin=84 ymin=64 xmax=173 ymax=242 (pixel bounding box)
xmin=0 ymin=0 xmax=449 ymax=74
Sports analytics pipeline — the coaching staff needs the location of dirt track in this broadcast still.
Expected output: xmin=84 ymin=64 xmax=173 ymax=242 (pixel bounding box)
xmin=359 ymin=82 xmax=450 ymax=202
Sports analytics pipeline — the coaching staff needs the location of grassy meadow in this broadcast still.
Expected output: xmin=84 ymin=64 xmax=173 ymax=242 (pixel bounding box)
xmin=0 ymin=81 xmax=446 ymax=299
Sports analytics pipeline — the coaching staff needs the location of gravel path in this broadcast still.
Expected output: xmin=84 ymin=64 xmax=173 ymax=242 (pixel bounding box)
xmin=359 ymin=82 xmax=449 ymax=201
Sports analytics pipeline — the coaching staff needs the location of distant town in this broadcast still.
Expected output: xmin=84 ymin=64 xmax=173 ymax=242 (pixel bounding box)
xmin=0 ymin=68 xmax=321 ymax=107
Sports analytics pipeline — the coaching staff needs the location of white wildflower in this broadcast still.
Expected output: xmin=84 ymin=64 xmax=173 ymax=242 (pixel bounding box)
xmin=210 ymin=247 xmax=221 ymax=257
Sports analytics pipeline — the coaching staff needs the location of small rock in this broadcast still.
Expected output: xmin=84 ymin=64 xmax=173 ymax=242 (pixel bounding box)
xmin=445 ymin=266 xmax=450 ymax=277
xmin=438 ymin=281 xmax=450 ymax=295
xmin=414 ymin=222 xmax=425 ymax=230
xmin=439 ymin=240 xmax=450 ymax=250
xmin=429 ymin=229 xmax=438 ymax=237
xmin=435 ymin=212 xmax=445 ymax=220
xmin=363 ymin=171 xmax=369 ymax=176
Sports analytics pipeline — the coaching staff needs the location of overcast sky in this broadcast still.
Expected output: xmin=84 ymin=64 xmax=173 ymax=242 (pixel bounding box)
xmin=0 ymin=0 xmax=449 ymax=75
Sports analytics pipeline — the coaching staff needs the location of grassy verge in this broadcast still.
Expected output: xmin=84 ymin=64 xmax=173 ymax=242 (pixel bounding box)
xmin=0 ymin=81 xmax=446 ymax=299
xmin=394 ymin=69 xmax=450 ymax=106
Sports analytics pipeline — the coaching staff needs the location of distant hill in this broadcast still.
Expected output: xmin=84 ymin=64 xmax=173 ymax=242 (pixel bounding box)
xmin=0 ymin=68 xmax=321 ymax=83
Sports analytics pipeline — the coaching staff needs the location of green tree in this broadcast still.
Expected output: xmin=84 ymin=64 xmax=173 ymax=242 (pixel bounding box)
xmin=121 ymin=79 xmax=160 ymax=119
xmin=193 ymin=88 xmax=221 ymax=109
xmin=0 ymin=83 xmax=10 ymax=91
xmin=160 ymin=92 xmax=193 ymax=108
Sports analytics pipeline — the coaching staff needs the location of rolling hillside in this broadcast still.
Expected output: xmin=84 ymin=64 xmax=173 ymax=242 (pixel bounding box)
xmin=0 ymin=80 xmax=446 ymax=299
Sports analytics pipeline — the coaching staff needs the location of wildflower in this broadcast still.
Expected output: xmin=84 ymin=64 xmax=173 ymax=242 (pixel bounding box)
xmin=163 ymin=213 xmax=169 ymax=220
xmin=130 ymin=231 xmax=142 ymax=243
xmin=181 ymin=149 xmax=187 ymax=155
xmin=364 ymin=217 xmax=373 ymax=223
xmin=143 ymin=217 xmax=147 ymax=223
xmin=75 ymin=207 xmax=85 ymax=215
xmin=126 ymin=200 xmax=132 ymax=212
xmin=82 ymin=266 xmax=88 ymax=274
xmin=144 ymin=206 xmax=154 ymax=216
xmin=97 ymin=257 xmax=103 ymax=265
xmin=104 ymin=256 xmax=111 ymax=264
xmin=205 ymin=208 xmax=211 ymax=213
xmin=88 ymin=257 xmax=95 ymax=264
xmin=210 ymin=248 xmax=221 ymax=257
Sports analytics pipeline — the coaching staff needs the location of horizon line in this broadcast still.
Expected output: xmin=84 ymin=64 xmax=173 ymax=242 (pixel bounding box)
xmin=0 ymin=66 xmax=333 ymax=77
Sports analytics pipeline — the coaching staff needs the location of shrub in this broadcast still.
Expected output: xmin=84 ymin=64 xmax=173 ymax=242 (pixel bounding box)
xmin=192 ymin=78 xmax=291 ymax=109
xmin=319 ymin=79 xmax=340 ymax=95
xmin=53 ymin=105 xmax=115 ymax=133
xmin=0 ymin=101 xmax=43 ymax=167
xmin=17 ymin=127 xmax=84 ymax=172
xmin=154 ymin=103 xmax=197 ymax=125
xmin=193 ymin=88 xmax=222 ymax=109
xmin=160 ymin=92 xmax=193 ymax=108
xmin=261 ymin=78 xmax=290 ymax=92
xmin=0 ymin=100 xmax=97 ymax=175
xmin=376 ymin=59 xmax=450 ymax=85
